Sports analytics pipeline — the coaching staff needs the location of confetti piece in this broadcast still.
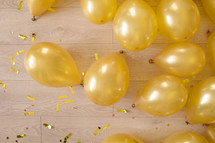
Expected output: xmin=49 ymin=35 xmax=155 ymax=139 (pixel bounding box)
xmin=77 ymin=140 xmax=81 ymax=143
xmin=17 ymin=1 xmax=23 ymax=10
xmin=11 ymin=67 xmax=19 ymax=74
xmin=17 ymin=134 xmax=26 ymax=138
xmin=63 ymin=133 xmax=72 ymax=143
xmin=27 ymin=96 xmax=36 ymax=101
xmin=82 ymin=72 xmax=86 ymax=76
xmin=182 ymin=79 xmax=192 ymax=84
xmin=56 ymin=102 xmax=59 ymax=112
xmin=43 ymin=123 xmax=54 ymax=129
xmin=57 ymin=95 xmax=68 ymax=99
xmin=117 ymin=109 xmax=128 ymax=113
xmin=15 ymin=49 xmax=24 ymax=56
xmin=63 ymin=99 xmax=74 ymax=104
xmin=0 ymin=81 xmax=7 ymax=89
xmin=94 ymin=53 xmax=98 ymax=60
xmin=69 ymin=86 xmax=74 ymax=95
xmin=10 ymin=56 xmax=15 ymax=65
xmin=18 ymin=34 xmax=28 ymax=40
xmin=48 ymin=8 xmax=56 ymax=13
xmin=31 ymin=33 xmax=36 ymax=42
xmin=93 ymin=127 xmax=101 ymax=136
xmin=24 ymin=112 xmax=34 ymax=116
xmin=101 ymin=123 xmax=110 ymax=130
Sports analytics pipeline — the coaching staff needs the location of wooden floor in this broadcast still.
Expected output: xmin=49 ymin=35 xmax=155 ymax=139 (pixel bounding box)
xmin=0 ymin=0 xmax=215 ymax=142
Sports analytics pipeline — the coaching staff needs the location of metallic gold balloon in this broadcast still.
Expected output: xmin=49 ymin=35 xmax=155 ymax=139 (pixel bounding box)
xmin=24 ymin=42 xmax=81 ymax=87
xmin=155 ymin=42 xmax=206 ymax=78
xmin=157 ymin=0 xmax=200 ymax=41
xmin=27 ymin=0 xmax=55 ymax=16
xmin=113 ymin=0 xmax=157 ymax=51
xmin=164 ymin=132 xmax=208 ymax=143
xmin=81 ymin=0 xmax=117 ymax=24
xmin=186 ymin=77 xmax=215 ymax=124
xmin=102 ymin=134 xmax=144 ymax=143
xmin=207 ymin=125 xmax=215 ymax=143
xmin=208 ymin=32 xmax=215 ymax=72
xmin=135 ymin=75 xmax=188 ymax=116
xmin=84 ymin=53 xmax=129 ymax=106
xmin=201 ymin=0 xmax=215 ymax=23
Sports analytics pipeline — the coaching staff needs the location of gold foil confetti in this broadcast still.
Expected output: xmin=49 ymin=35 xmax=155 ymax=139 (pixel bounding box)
xmin=101 ymin=123 xmax=110 ymax=130
xmin=18 ymin=34 xmax=28 ymax=40
xmin=57 ymin=95 xmax=68 ymax=99
xmin=31 ymin=33 xmax=36 ymax=42
xmin=182 ymin=79 xmax=192 ymax=84
xmin=24 ymin=112 xmax=34 ymax=116
xmin=94 ymin=53 xmax=98 ymax=60
xmin=63 ymin=133 xmax=72 ymax=143
xmin=93 ymin=127 xmax=101 ymax=136
xmin=0 ymin=81 xmax=7 ymax=89
xmin=17 ymin=134 xmax=26 ymax=138
xmin=15 ymin=49 xmax=24 ymax=56
xmin=69 ymin=86 xmax=74 ymax=95
xmin=43 ymin=123 xmax=54 ymax=129
xmin=48 ymin=8 xmax=56 ymax=13
xmin=63 ymin=99 xmax=74 ymax=104
xmin=77 ymin=140 xmax=81 ymax=143
xmin=56 ymin=102 xmax=59 ymax=112
xmin=11 ymin=67 xmax=19 ymax=74
xmin=27 ymin=96 xmax=36 ymax=101
xmin=17 ymin=1 xmax=23 ymax=10
xmin=10 ymin=56 xmax=15 ymax=65
xmin=82 ymin=72 xmax=86 ymax=76
xmin=117 ymin=109 xmax=128 ymax=113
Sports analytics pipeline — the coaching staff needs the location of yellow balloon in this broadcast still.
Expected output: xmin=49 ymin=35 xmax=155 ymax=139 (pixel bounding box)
xmin=102 ymin=134 xmax=144 ymax=143
xmin=24 ymin=42 xmax=81 ymax=87
xmin=201 ymin=0 xmax=215 ymax=23
xmin=135 ymin=75 xmax=188 ymax=116
xmin=81 ymin=0 xmax=117 ymax=24
xmin=157 ymin=0 xmax=200 ymax=41
xmin=113 ymin=0 xmax=157 ymax=51
xmin=186 ymin=77 xmax=215 ymax=124
xmin=84 ymin=53 xmax=129 ymax=106
xmin=207 ymin=125 xmax=215 ymax=143
xmin=164 ymin=132 xmax=208 ymax=143
xmin=27 ymin=0 xmax=55 ymax=16
xmin=155 ymin=42 xmax=206 ymax=78
xmin=208 ymin=32 xmax=215 ymax=72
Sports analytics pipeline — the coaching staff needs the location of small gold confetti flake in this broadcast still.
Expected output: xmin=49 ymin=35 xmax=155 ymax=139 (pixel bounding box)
xmin=77 ymin=140 xmax=81 ymax=143
xmin=15 ymin=49 xmax=24 ymax=56
xmin=11 ymin=67 xmax=19 ymax=74
xmin=24 ymin=112 xmax=34 ymax=116
xmin=56 ymin=102 xmax=59 ymax=112
xmin=0 ymin=81 xmax=7 ymax=89
xmin=182 ymin=79 xmax=192 ymax=84
xmin=27 ymin=96 xmax=36 ymax=101
xmin=17 ymin=134 xmax=26 ymax=138
xmin=10 ymin=56 xmax=15 ymax=65
xmin=63 ymin=133 xmax=72 ymax=143
xmin=43 ymin=123 xmax=54 ymax=129
xmin=82 ymin=72 xmax=86 ymax=76
xmin=93 ymin=127 xmax=101 ymax=136
xmin=69 ymin=86 xmax=74 ymax=95
xmin=117 ymin=109 xmax=128 ymax=113
xmin=57 ymin=95 xmax=68 ymax=99
xmin=94 ymin=53 xmax=98 ymax=60
xmin=101 ymin=123 xmax=110 ymax=130
xmin=17 ymin=1 xmax=23 ymax=10
xmin=48 ymin=8 xmax=56 ymax=13
xmin=18 ymin=34 xmax=28 ymax=40
xmin=63 ymin=99 xmax=74 ymax=104
xmin=31 ymin=33 xmax=36 ymax=42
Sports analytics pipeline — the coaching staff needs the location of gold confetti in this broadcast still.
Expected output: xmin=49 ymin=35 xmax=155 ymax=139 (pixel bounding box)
xmin=69 ymin=86 xmax=74 ymax=95
xmin=11 ymin=67 xmax=19 ymax=74
xmin=27 ymin=96 xmax=36 ymax=101
xmin=182 ymin=79 xmax=192 ymax=84
xmin=17 ymin=1 xmax=23 ymax=10
xmin=101 ymin=123 xmax=110 ymax=130
xmin=56 ymin=102 xmax=59 ymax=112
xmin=93 ymin=127 xmax=101 ymax=136
xmin=117 ymin=109 xmax=128 ymax=113
xmin=0 ymin=81 xmax=7 ymax=89
xmin=17 ymin=134 xmax=26 ymax=138
xmin=82 ymin=72 xmax=86 ymax=76
xmin=57 ymin=95 xmax=68 ymax=99
xmin=15 ymin=49 xmax=24 ymax=56
xmin=43 ymin=123 xmax=54 ymax=129
xmin=10 ymin=56 xmax=15 ymax=65
xmin=63 ymin=133 xmax=72 ymax=143
xmin=31 ymin=33 xmax=36 ymax=42
xmin=24 ymin=112 xmax=34 ymax=116
xmin=94 ymin=53 xmax=98 ymax=60
xmin=48 ymin=8 xmax=56 ymax=13
xmin=63 ymin=99 xmax=74 ymax=104
xmin=18 ymin=34 xmax=28 ymax=40
xmin=77 ymin=140 xmax=81 ymax=143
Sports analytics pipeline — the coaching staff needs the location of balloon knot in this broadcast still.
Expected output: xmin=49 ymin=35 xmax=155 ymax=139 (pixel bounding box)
xmin=119 ymin=50 xmax=125 ymax=54
xmin=185 ymin=121 xmax=190 ymax=125
xmin=32 ymin=16 xmax=36 ymax=21
xmin=149 ymin=59 xmax=154 ymax=64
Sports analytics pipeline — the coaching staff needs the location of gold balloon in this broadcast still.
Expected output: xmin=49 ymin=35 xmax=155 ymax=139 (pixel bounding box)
xmin=84 ymin=53 xmax=129 ymax=106
xmin=208 ymin=32 xmax=215 ymax=72
xmin=81 ymin=0 xmax=117 ymax=24
xmin=24 ymin=42 xmax=81 ymax=87
xmin=102 ymin=134 xmax=144 ymax=143
xmin=27 ymin=0 xmax=55 ymax=16
xmin=186 ymin=77 xmax=215 ymax=124
xmin=207 ymin=125 xmax=215 ymax=143
xmin=157 ymin=0 xmax=200 ymax=41
xmin=113 ymin=0 xmax=157 ymax=51
xmin=135 ymin=75 xmax=188 ymax=116
xmin=164 ymin=132 xmax=208 ymax=143
xmin=155 ymin=42 xmax=206 ymax=78
xmin=201 ymin=0 xmax=215 ymax=23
